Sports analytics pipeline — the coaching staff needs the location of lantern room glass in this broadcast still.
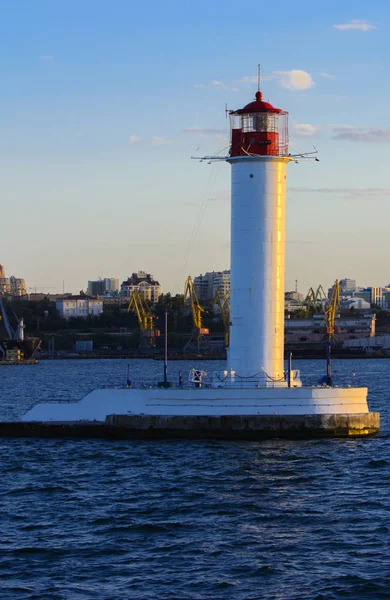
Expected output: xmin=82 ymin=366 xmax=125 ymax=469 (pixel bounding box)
xmin=229 ymin=110 xmax=289 ymax=156
xmin=241 ymin=113 xmax=279 ymax=133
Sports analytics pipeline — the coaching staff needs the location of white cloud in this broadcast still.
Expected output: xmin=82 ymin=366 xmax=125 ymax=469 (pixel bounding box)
xmin=274 ymin=70 xmax=314 ymax=90
xmin=40 ymin=55 xmax=53 ymax=60
xmin=334 ymin=20 xmax=377 ymax=31
xmin=241 ymin=69 xmax=314 ymax=90
xmin=211 ymin=80 xmax=223 ymax=86
xmin=291 ymin=123 xmax=320 ymax=137
xmin=151 ymin=136 xmax=171 ymax=145
xmin=231 ymin=87 xmax=240 ymax=92
xmin=129 ymin=135 xmax=142 ymax=143
xmin=332 ymin=126 xmax=390 ymax=142
xmin=194 ymin=83 xmax=207 ymax=89
xmin=320 ymin=72 xmax=336 ymax=79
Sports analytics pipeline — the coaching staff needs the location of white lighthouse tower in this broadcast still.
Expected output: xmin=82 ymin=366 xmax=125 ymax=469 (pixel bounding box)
xmin=227 ymin=83 xmax=290 ymax=382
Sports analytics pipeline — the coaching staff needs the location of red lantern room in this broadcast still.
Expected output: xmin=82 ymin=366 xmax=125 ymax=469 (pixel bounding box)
xmin=229 ymin=90 xmax=289 ymax=158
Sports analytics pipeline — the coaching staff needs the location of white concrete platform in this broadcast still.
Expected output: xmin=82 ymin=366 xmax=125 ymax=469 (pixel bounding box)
xmin=22 ymin=385 xmax=371 ymax=423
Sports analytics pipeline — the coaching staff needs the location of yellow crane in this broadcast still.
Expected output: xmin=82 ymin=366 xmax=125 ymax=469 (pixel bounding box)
xmin=325 ymin=280 xmax=340 ymax=339
xmin=127 ymin=291 xmax=159 ymax=345
xmin=184 ymin=276 xmax=209 ymax=352
xmin=184 ymin=276 xmax=206 ymax=330
xmin=213 ymin=288 xmax=230 ymax=347
xmin=322 ymin=280 xmax=340 ymax=385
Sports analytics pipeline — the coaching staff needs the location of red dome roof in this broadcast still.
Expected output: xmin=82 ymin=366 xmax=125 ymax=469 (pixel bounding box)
xmin=234 ymin=91 xmax=281 ymax=114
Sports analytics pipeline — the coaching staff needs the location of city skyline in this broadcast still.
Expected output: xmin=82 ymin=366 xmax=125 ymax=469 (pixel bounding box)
xmin=1 ymin=2 xmax=389 ymax=295
xmin=25 ymin=269 xmax=390 ymax=302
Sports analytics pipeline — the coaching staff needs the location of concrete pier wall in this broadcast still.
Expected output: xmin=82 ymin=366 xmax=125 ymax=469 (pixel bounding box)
xmin=0 ymin=412 xmax=380 ymax=440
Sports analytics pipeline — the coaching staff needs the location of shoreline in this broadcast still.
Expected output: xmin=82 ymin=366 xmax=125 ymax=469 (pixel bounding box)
xmin=35 ymin=353 xmax=389 ymax=361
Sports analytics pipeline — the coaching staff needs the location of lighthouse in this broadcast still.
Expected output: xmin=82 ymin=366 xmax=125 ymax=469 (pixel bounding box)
xmin=227 ymin=83 xmax=290 ymax=382
xmin=21 ymin=69 xmax=379 ymax=439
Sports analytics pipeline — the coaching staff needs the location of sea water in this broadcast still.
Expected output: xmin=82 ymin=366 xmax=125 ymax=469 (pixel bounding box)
xmin=0 ymin=359 xmax=388 ymax=599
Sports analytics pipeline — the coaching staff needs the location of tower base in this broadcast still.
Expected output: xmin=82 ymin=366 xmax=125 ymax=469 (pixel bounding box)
xmin=0 ymin=412 xmax=380 ymax=439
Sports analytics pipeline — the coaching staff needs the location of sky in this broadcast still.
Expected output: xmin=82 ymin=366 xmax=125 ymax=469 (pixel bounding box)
xmin=1 ymin=0 xmax=390 ymax=295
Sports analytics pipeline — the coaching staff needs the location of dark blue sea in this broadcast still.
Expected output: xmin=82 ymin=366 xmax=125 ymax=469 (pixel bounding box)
xmin=0 ymin=358 xmax=389 ymax=600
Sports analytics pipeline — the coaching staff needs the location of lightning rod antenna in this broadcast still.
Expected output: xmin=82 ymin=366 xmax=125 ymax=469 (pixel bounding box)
xmin=257 ymin=64 xmax=261 ymax=92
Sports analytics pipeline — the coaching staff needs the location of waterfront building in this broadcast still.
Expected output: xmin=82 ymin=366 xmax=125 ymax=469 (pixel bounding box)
xmin=120 ymin=271 xmax=160 ymax=303
xmin=344 ymin=334 xmax=390 ymax=353
xmin=285 ymin=314 xmax=375 ymax=345
xmin=56 ymin=296 xmax=103 ymax=319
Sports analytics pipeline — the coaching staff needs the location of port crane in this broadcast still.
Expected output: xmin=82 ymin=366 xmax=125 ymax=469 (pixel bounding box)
xmin=303 ymin=285 xmax=327 ymax=316
xmin=183 ymin=276 xmax=209 ymax=352
xmin=213 ymin=289 xmax=230 ymax=347
xmin=322 ymin=279 xmax=340 ymax=385
xmin=127 ymin=291 xmax=160 ymax=346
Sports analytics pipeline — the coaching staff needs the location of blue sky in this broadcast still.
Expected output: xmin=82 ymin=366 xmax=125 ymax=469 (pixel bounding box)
xmin=1 ymin=1 xmax=389 ymax=295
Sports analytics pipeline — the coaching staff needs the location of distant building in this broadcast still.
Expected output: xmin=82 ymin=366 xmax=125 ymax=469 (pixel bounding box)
xmin=0 ymin=275 xmax=27 ymax=297
xmin=0 ymin=265 xmax=27 ymax=297
xmin=370 ymin=287 xmax=385 ymax=308
xmin=194 ymin=271 xmax=230 ymax=300
xmin=341 ymin=297 xmax=371 ymax=311
xmin=212 ymin=271 xmax=230 ymax=297
xmin=105 ymin=278 xmax=119 ymax=294
xmin=285 ymin=291 xmax=304 ymax=312
xmin=353 ymin=289 xmax=371 ymax=304
xmin=193 ymin=272 xmax=214 ymax=300
xmin=344 ymin=334 xmax=390 ymax=352
xmin=75 ymin=340 xmax=94 ymax=352
xmin=354 ymin=287 xmax=386 ymax=309
xmin=28 ymin=293 xmax=69 ymax=302
xmin=383 ymin=287 xmax=390 ymax=309
xmin=285 ymin=314 xmax=376 ymax=344
xmin=87 ymin=280 xmax=106 ymax=296
xmin=87 ymin=278 xmax=120 ymax=296
xmin=120 ymin=271 xmax=160 ymax=303
xmin=56 ymin=296 xmax=103 ymax=319
xmin=339 ymin=278 xmax=356 ymax=295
